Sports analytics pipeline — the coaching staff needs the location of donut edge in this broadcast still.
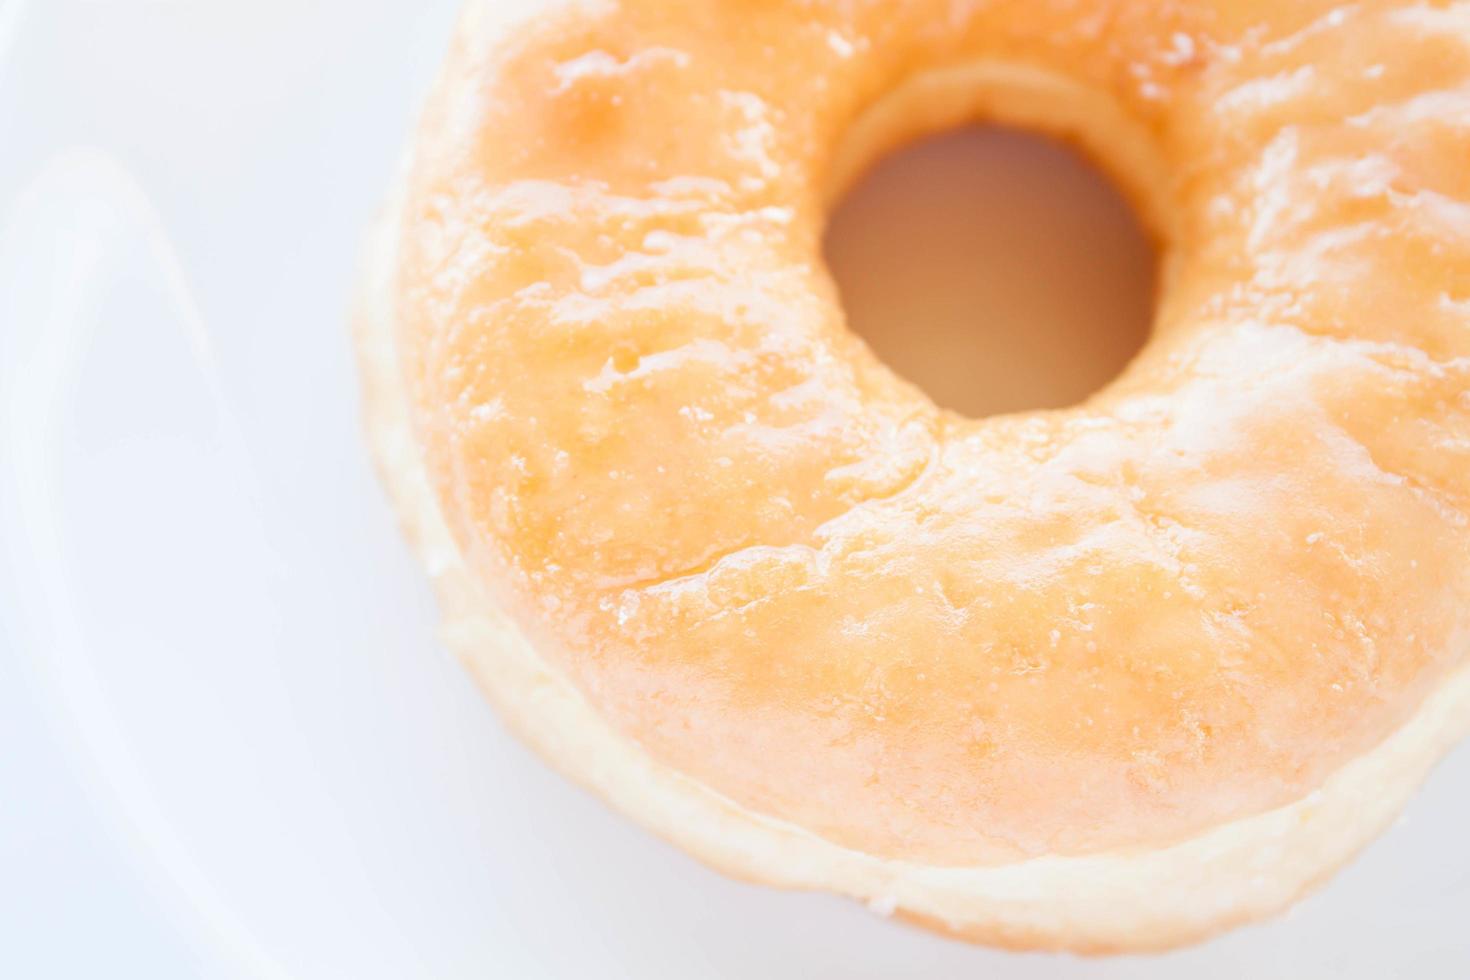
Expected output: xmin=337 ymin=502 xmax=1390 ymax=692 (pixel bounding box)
xmin=351 ymin=159 xmax=1470 ymax=954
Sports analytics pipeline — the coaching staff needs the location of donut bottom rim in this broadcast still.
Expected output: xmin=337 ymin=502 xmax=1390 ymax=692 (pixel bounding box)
xmin=353 ymin=178 xmax=1470 ymax=952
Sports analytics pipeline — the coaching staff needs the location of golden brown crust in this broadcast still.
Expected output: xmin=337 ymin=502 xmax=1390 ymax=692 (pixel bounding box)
xmin=355 ymin=191 xmax=1470 ymax=950
xmin=360 ymin=0 xmax=1470 ymax=949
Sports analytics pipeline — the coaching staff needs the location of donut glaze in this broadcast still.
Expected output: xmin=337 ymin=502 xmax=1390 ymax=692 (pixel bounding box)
xmin=360 ymin=0 xmax=1470 ymax=950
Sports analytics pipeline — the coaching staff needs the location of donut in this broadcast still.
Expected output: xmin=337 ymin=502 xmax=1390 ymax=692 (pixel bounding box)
xmin=356 ymin=0 xmax=1470 ymax=952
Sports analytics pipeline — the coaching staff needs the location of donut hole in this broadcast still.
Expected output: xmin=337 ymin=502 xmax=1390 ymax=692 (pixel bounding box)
xmin=823 ymin=126 xmax=1157 ymax=418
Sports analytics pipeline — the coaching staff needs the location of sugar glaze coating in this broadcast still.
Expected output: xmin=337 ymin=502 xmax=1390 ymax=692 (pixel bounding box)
xmin=364 ymin=0 xmax=1470 ymax=949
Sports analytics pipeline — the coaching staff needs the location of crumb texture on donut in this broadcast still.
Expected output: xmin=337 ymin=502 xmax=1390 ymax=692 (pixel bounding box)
xmin=360 ymin=0 xmax=1470 ymax=950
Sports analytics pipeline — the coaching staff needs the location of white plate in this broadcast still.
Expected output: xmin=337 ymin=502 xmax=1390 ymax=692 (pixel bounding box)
xmin=2 ymin=2 xmax=1468 ymax=976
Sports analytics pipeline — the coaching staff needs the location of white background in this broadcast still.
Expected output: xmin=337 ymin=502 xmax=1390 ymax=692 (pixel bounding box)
xmin=2 ymin=1 xmax=1468 ymax=976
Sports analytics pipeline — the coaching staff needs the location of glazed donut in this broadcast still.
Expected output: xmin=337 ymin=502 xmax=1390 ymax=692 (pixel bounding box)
xmin=356 ymin=0 xmax=1470 ymax=952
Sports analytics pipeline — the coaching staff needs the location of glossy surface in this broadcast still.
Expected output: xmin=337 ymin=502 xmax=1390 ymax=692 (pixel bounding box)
xmin=393 ymin=0 xmax=1470 ymax=864
xmin=3 ymin=0 xmax=1470 ymax=973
